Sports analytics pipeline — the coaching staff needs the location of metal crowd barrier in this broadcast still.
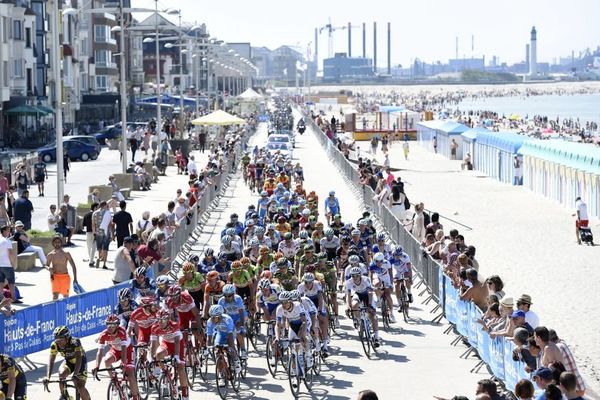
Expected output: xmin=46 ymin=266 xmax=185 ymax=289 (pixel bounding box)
xmin=302 ymin=109 xmax=543 ymax=394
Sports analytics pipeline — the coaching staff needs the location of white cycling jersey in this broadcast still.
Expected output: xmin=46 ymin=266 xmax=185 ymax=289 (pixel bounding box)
xmin=297 ymin=281 xmax=322 ymax=298
xmin=344 ymin=263 xmax=368 ymax=280
xmin=275 ymin=301 xmax=307 ymax=323
xmin=345 ymin=275 xmax=374 ymax=295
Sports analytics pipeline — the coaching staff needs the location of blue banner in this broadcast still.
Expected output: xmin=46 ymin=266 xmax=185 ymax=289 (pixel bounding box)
xmin=476 ymin=323 xmax=491 ymax=365
xmin=444 ymin=276 xmax=458 ymax=324
xmin=456 ymin=300 xmax=469 ymax=337
xmin=503 ymin=340 xmax=520 ymax=391
xmin=489 ymin=337 xmax=505 ymax=381
xmin=438 ymin=267 xmax=444 ymax=308
xmin=1 ymin=283 xmax=128 ymax=358
xmin=257 ymin=114 xmax=270 ymax=122
xmin=467 ymin=303 xmax=479 ymax=348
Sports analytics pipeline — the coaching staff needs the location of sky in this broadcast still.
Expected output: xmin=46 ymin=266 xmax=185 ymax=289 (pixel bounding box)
xmin=132 ymin=0 xmax=600 ymax=68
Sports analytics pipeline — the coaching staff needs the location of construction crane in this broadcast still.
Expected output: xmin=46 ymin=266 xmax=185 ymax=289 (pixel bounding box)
xmin=318 ymin=18 xmax=347 ymax=58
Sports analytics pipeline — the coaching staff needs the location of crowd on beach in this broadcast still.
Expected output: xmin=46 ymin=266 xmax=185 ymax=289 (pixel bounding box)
xmin=312 ymin=115 xmax=590 ymax=399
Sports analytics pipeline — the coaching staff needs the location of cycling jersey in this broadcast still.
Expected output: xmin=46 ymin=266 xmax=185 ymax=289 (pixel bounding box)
xmin=166 ymin=291 xmax=196 ymax=314
xmin=257 ymin=284 xmax=281 ymax=314
xmin=0 ymin=354 xmax=26 ymax=400
xmin=228 ymin=270 xmax=252 ymax=288
xmin=128 ymin=307 xmax=157 ymax=344
xmin=207 ymin=314 xmax=235 ymax=337
xmin=178 ymin=272 xmax=205 ymax=291
xmin=369 ymin=260 xmax=393 ymax=288
xmin=49 ymin=337 xmax=86 ymax=364
xmin=131 ymin=277 xmax=156 ymax=299
xmin=218 ymin=295 xmax=245 ymax=322
xmin=324 ymin=197 xmax=340 ymax=215
xmin=98 ymin=327 xmax=133 ymax=366
xmin=278 ymin=240 xmax=298 ymax=259
xmin=219 ymin=244 xmax=241 ymax=261
xmin=0 ymin=354 xmax=23 ymax=382
xmin=298 ymin=281 xmax=324 ymax=312
xmin=199 ymin=256 xmax=217 ymax=274
xmin=275 ymin=301 xmax=307 ymax=323
xmin=214 ymin=261 xmax=232 ymax=282
xmin=151 ymin=321 xmax=184 ymax=361
xmin=204 ymin=281 xmax=225 ymax=305
xmin=273 ymin=270 xmax=297 ymax=291
xmin=344 ymin=263 xmax=368 ymax=280
xmin=114 ymin=299 xmax=138 ymax=327
xmin=346 ymin=276 xmax=374 ymax=295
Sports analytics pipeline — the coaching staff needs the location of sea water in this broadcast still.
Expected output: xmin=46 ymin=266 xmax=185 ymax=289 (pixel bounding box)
xmin=457 ymin=93 xmax=600 ymax=124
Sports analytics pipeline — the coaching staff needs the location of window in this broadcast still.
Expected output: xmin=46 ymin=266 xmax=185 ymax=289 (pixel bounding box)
xmin=25 ymin=27 xmax=31 ymax=47
xmin=94 ymin=50 xmax=111 ymax=67
xmin=2 ymin=61 xmax=8 ymax=86
xmin=13 ymin=20 xmax=22 ymax=40
xmin=2 ymin=17 xmax=9 ymax=43
xmin=94 ymin=25 xmax=110 ymax=42
xmin=13 ymin=59 xmax=24 ymax=78
xmin=95 ymin=75 xmax=108 ymax=91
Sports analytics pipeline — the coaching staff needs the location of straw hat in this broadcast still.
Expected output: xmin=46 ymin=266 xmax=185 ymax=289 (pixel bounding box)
xmin=517 ymin=294 xmax=533 ymax=305
xmin=500 ymin=297 xmax=514 ymax=308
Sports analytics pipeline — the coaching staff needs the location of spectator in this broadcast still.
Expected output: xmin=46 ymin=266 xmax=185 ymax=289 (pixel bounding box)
xmin=6 ymin=185 xmax=15 ymax=222
xmin=543 ymin=384 xmax=563 ymax=400
xmin=525 ymin=337 xmax=543 ymax=373
xmin=45 ymin=235 xmax=78 ymax=300
xmin=187 ymin=155 xmax=198 ymax=178
xmin=357 ymin=390 xmax=378 ymax=400
xmin=33 ymin=155 xmax=48 ymax=197
xmin=137 ymin=238 xmax=170 ymax=276
xmin=450 ymin=138 xmax=458 ymax=160
xmin=136 ymin=211 xmax=151 ymax=242
xmin=55 ymin=204 xmax=73 ymax=245
xmin=112 ymin=201 xmax=133 ymax=248
xmin=12 ymin=221 xmax=47 ymax=266
xmin=0 ymin=225 xmax=17 ymax=302
xmin=574 ymin=196 xmax=589 ymax=245
xmin=516 ymin=294 xmax=540 ymax=329
xmin=475 ymin=379 xmax=504 ymax=400
xmin=534 ymin=326 xmax=565 ymax=367
xmin=492 ymin=296 xmax=514 ymax=333
xmin=549 ymin=330 xmax=586 ymax=396
xmin=47 ymin=204 xmax=60 ymax=231
xmin=411 ymin=202 xmax=425 ymax=243
xmin=0 ymin=171 xmax=8 ymax=197
xmin=13 ymin=163 xmax=29 ymax=197
xmin=61 ymin=195 xmax=77 ymax=245
xmin=174 ymin=197 xmax=188 ymax=221
xmin=494 ymin=310 xmax=534 ymax=338
xmin=0 ymin=193 xmax=8 ymax=228
xmin=485 ymin=275 xmax=505 ymax=298
xmin=108 ymin=175 xmax=125 ymax=202
xmin=90 ymin=188 xmax=101 ymax=204
xmin=514 ymin=379 xmax=535 ymax=400
xmin=559 ymin=372 xmax=585 ymax=400
xmin=92 ymin=201 xmax=112 ymax=269
xmin=465 ymin=245 xmax=479 ymax=270
xmin=112 ymin=237 xmax=136 ymax=285
xmin=512 ymin=328 xmax=537 ymax=371
xmin=459 ymin=268 xmax=489 ymax=311
xmin=427 ymin=212 xmax=443 ymax=232
xmin=82 ymin=203 xmax=99 ymax=267
xmin=13 ymin=189 xmax=33 ymax=231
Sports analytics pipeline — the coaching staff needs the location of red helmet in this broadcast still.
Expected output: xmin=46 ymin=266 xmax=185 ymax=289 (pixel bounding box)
xmin=105 ymin=314 xmax=120 ymax=325
xmin=259 ymin=270 xmax=272 ymax=280
xmin=206 ymin=271 xmax=219 ymax=280
xmin=140 ymin=296 xmax=156 ymax=307
xmin=305 ymin=264 xmax=316 ymax=273
xmin=167 ymin=284 xmax=182 ymax=297
xmin=157 ymin=310 xmax=170 ymax=320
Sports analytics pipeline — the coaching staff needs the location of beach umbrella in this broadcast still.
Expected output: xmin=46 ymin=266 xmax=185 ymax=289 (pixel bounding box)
xmin=191 ymin=109 xmax=246 ymax=126
xmin=4 ymin=105 xmax=45 ymax=115
xmin=509 ymin=113 xmax=521 ymax=121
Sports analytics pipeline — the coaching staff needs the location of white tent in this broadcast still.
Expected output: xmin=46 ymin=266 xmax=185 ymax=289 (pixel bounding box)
xmin=191 ymin=110 xmax=246 ymax=126
xmin=238 ymin=88 xmax=263 ymax=100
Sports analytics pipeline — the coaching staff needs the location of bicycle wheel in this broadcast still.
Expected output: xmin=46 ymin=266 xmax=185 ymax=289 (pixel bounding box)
xmin=266 ymin=337 xmax=278 ymax=377
xmin=215 ymin=360 xmax=228 ymax=400
xmin=157 ymin=374 xmax=173 ymax=400
xmin=287 ymin=354 xmax=301 ymax=398
xmin=304 ymin=354 xmax=315 ymax=391
xmin=199 ymin=350 xmax=209 ymax=381
xmin=401 ymin=287 xmax=410 ymax=322
xmin=381 ymin=298 xmax=391 ymax=331
xmin=359 ymin=320 xmax=371 ymax=357
xmin=312 ymin=348 xmax=322 ymax=376
xmin=135 ymin=360 xmax=151 ymax=400
xmin=107 ymin=381 xmax=119 ymax=400
xmin=230 ymin=363 xmax=241 ymax=393
xmin=186 ymin=351 xmax=199 ymax=386
xmin=248 ymin=319 xmax=261 ymax=351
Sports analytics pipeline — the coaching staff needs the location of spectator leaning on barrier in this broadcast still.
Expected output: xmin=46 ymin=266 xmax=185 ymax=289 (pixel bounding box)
xmin=534 ymin=326 xmax=565 ymax=367
xmin=112 ymin=237 xmax=136 ymax=285
xmin=0 ymin=225 xmax=17 ymax=302
xmin=516 ymin=294 xmax=539 ymax=329
xmin=485 ymin=275 xmax=505 ymax=299
xmin=45 ymin=235 xmax=78 ymax=300
xmin=514 ymin=378 xmax=535 ymax=400
xmin=532 ymin=367 xmax=554 ymax=398
xmin=459 ymin=268 xmax=489 ymax=311
xmin=512 ymin=327 xmax=537 ymax=372
xmin=549 ymin=329 xmax=586 ymax=396
xmin=560 ymin=372 xmax=585 ymax=400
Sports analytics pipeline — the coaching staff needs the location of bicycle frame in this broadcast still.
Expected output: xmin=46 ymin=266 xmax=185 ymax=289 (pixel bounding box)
xmin=43 ymin=378 xmax=80 ymax=400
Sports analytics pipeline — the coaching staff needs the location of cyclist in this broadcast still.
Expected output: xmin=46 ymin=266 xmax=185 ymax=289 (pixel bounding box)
xmin=256 ymin=246 xmax=274 ymax=273
xmin=218 ymin=284 xmax=248 ymax=359
xmin=199 ymin=248 xmax=217 ymax=273
xmin=314 ymin=252 xmax=339 ymax=326
xmin=345 ymin=267 xmax=380 ymax=348
xmin=278 ymin=232 xmax=298 ymax=263
xmin=344 ymin=254 xmax=368 ymax=280
xmin=372 ymin=234 xmax=392 ymax=259
xmin=349 ymin=229 xmax=370 ymax=263
xmin=320 ymin=228 xmax=340 ymax=261
xmin=128 ymin=296 xmax=158 ymax=348
xmin=293 ymin=163 xmax=304 ymax=184
xmin=329 ymin=214 xmax=344 ymax=235
xmin=275 ymin=291 xmax=312 ymax=368
xmin=297 ymin=244 xmax=318 ymax=278
xmin=0 ymin=353 xmax=27 ymax=400
xmin=165 ymin=285 xmax=201 ymax=349
xmin=275 ymin=216 xmax=291 ymax=235
xmin=222 ymin=227 xmax=242 ymax=248
xmin=228 ymin=261 xmax=254 ymax=311
xmin=273 ymin=257 xmax=298 ymax=291
xmin=254 ymin=226 xmax=272 ymax=249
xmin=243 ymin=238 xmax=261 ymax=264
xmin=93 ymin=314 xmax=140 ymax=400
xmin=391 ymin=247 xmax=414 ymax=304
xmin=257 ymin=192 xmax=269 ymax=223
xmin=219 ymin=235 xmax=241 ymax=262
xmin=256 ymin=278 xmax=281 ymax=323
xmin=324 ymin=191 xmax=340 ymax=225
xmin=115 ymin=287 xmax=138 ymax=328
xmin=154 ymin=275 xmax=171 ymax=305
xmin=298 ymin=273 xmax=330 ymax=356
xmin=130 ymin=266 xmax=155 ymax=300
xmin=150 ymin=310 xmax=189 ymax=400
xmin=369 ymin=252 xmax=396 ymax=323
xmin=178 ymin=261 xmax=205 ymax=310
xmin=206 ymin=305 xmax=241 ymax=373
xmin=44 ymin=326 xmax=91 ymax=400
xmin=241 ymin=153 xmax=251 ymax=177
xmin=203 ymin=271 xmax=225 ymax=318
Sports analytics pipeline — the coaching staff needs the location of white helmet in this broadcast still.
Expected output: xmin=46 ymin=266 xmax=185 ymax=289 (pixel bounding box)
xmin=278 ymin=291 xmax=293 ymax=302
xmin=349 ymin=255 xmax=360 ymax=264
xmin=373 ymin=252 xmax=385 ymax=262
xmin=349 ymin=267 xmax=362 ymax=276
xmin=209 ymin=304 xmax=224 ymax=317
xmin=289 ymin=290 xmax=301 ymax=301
xmin=299 ymin=230 xmax=309 ymax=239
xmin=303 ymin=273 xmax=315 ymax=282
xmin=221 ymin=235 xmax=232 ymax=245
xmin=222 ymin=284 xmax=236 ymax=296
xmin=258 ymin=279 xmax=271 ymax=290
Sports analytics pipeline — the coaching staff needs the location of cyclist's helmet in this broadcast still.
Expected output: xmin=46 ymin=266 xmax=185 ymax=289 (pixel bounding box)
xmin=222 ymin=284 xmax=236 ymax=296
xmin=304 ymin=244 xmax=315 ymax=252
xmin=206 ymin=271 xmax=219 ymax=281
xmin=221 ymin=235 xmax=232 ymax=245
xmin=182 ymin=262 xmax=196 ymax=274
xmin=290 ymin=290 xmax=301 ymax=301
xmin=276 ymin=257 xmax=288 ymax=267
xmin=230 ymin=213 xmax=238 ymax=219
xmin=134 ymin=267 xmax=147 ymax=277
xmin=156 ymin=275 xmax=170 ymax=286
xmin=118 ymin=288 xmax=132 ymax=301
xmin=255 ymin=226 xmax=265 ymax=235
xmin=240 ymin=257 xmax=251 ymax=266
xmin=317 ymin=252 xmax=327 ymax=260
xmin=277 ymin=216 xmax=286 ymax=223
xmin=349 ymin=267 xmax=362 ymax=276
xmin=278 ymin=291 xmax=292 ymax=302
xmin=258 ymin=279 xmax=271 ymax=289
xmin=374 ymin=252 xmax=385 ymax=262
xmin=249 ymin=238 xmax=260 ymax=247
xmin=105 ymin=314 xmax=120 ymax=325
xmin=167 ymin=285 xmax=182 ymax=297
xmin=209 ymin=305 xmax=224 ymax=317
xmin=140 ymin=296 xmax=156 ymax=307
xmin=267 ymin=223 xmax=276 ymax=231
xmin=393 ymin=246 xmax=404 ymax=256
xmin=377 ymin=234 xmax=386 ymax=242
xmin=205 ymin=248 xmax=215 ymax=257
xmin=231 ymin=261 xmax=242 ymax=270
xmin=157 ymin=310 xmax=171 ymax=320
xmin=53 ymin=326 xmax=70 ymax=338
xmin=259 ymin=271 xmax=273 ymax=280
xmin=303 ymin=273 xmax=315 ymax=282
xmin=351 ymin=229 xmax=360 ymax=236
xmin=329 ymin=190 xmax=335 ymax=196
xmin=226 ymin=228 xmax=236 ymax=236
xmin=349 ymin=255 xmax=360 ymax=264
xmin=284 ymin=232 xmax=293 ymax=240
xmin=334 ymin=214 xmax=341 ymax=220
xmin=324 ymin=228 xmax=334 ymax=236
xmin=299 ymin=230 xmax=309 ymax=239
xmin=400 ymin=253 xmax=411 ymax=264
xmin=188 ymin=253 xmax=200 ymax=264
xmin=302 ymin=209 xmax=311 ymax=217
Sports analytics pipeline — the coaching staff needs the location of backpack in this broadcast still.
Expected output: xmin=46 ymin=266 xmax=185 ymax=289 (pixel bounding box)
xmin=403 ymin=195 xmax=410 ymax=210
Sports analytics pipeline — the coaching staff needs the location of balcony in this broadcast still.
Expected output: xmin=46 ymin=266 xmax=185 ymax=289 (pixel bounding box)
xmin=94 ymin=36 xmax=117 ymax=46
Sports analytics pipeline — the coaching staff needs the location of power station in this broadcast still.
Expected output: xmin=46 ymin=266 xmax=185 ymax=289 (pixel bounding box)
xmin=314 ymin=20 xmax=393 ymax=82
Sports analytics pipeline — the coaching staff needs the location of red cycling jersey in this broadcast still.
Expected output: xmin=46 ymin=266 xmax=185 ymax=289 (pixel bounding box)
xmin=128 ymin=308 xmax=157 ymax=344
xmin=98 ymin=326 xmax=134 ymax=366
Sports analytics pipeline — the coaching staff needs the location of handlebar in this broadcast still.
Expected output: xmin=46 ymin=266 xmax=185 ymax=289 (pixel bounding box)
xmin=43 ymin=378 xmax=76 ymax=392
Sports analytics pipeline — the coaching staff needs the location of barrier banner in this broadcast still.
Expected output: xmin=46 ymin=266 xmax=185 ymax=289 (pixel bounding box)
xmin=476 ymin=323 xmax=491 ymax=365
xmin=444 ymin=276 xmax=458 ymax=324
xmin=467 ymin=303 xmax=479 ymax=348
xmin=456 ymin=300 xmax=469 ymax=337
xmin=489 ymin=337 xmax=505 ymax=381
xmin=257 ymin=114 xmax=269 ymax=122
xmin=438 ymin=266 xmax=444 ymax=307
xmin=503 ymin=339 xmax=520 ymax=391
xmin=1 ymin=283 xmax=128 ymax=358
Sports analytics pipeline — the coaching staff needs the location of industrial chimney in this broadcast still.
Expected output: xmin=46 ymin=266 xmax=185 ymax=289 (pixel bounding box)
xmin=373 ymin=22 xmax=377 ymax=72
xmin=348 ymin=22 xmax=352 ymax=57
xmin=387 ymin=22 xmax=391 ymax=75
xmin=314 ymin=28 xmax=319 ymax=73
xmin=362 ymin=23 xmax=366 ymax=58
xmin=529 ymin=26 xmax=537 ymax=76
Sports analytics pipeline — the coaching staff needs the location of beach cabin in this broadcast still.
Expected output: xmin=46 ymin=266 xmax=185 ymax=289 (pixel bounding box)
xmin=461 ymin=127 xmax=488 ymax=170
xmin=416 ymin=120 xmax=445 ymax=151
xmin=474 ymin=131 xmax=525 ymax=185
xmin=435 ymin=121 xmax=469 ymax=160
xmin=519 ymin=140 xmax=600 ymax=218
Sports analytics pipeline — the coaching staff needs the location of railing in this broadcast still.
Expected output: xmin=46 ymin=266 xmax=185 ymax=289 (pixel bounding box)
xmin=302 ymin=107 xmax=534 ymax=394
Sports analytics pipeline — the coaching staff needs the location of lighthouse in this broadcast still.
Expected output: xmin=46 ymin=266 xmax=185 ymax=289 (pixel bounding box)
xmin=529 ymin=26 xmax=537 ymax=76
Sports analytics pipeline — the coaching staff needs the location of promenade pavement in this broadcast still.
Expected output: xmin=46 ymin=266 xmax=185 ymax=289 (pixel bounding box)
xmin=14 ymin=145 xmax=209 ymax=306
xmin=20 ymin=122 xmax=490 ymax=399
xmin=351 ymin=137 xmax=600 ymax=395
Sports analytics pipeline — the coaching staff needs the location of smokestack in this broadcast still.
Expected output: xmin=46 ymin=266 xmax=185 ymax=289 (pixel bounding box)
xmin=387 ymin=22 xmax=391 ymax=75
xmin=362 ymin=23 xmax=366 ymax=58
xmin=348 ymin=22 xmax=352 ymax=57
xmin=525 ymin=43 xmax=530 ymax=72
xmin=314 ymin=27 xmax=319 ymax=72
xmin=529 ymin=26 xmax=537 ymax=76
xmin=373 ymin=22 xmax=377 ymax=72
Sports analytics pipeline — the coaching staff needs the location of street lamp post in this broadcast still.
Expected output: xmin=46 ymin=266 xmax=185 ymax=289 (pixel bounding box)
xmin=154 ymin=0 xmax=161 ymax=140
xmin=52 ymin=0 xmax=64 ymax=202
xmin=118 ymin=0 xmax=127 ymax=172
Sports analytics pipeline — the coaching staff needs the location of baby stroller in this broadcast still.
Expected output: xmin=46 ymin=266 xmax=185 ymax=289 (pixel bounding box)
xmin=579 ymin=226 xmax=594 ymax=245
